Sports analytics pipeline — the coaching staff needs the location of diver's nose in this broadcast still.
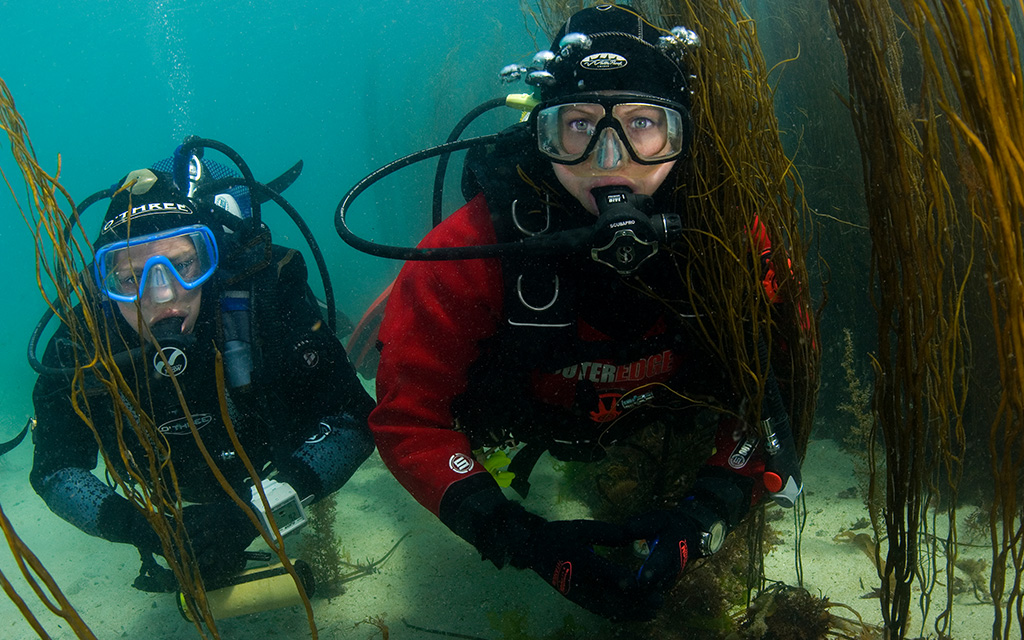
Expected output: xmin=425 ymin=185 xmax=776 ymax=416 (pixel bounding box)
xmin=592 ymin=127 xmax=627 ymax=170
xmin=145 ymin=263 xmax=177 ymax=304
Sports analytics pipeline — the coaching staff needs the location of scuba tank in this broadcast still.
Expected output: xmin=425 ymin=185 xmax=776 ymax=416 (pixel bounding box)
xmin=220 ymin=290 xmax=254 ymax=389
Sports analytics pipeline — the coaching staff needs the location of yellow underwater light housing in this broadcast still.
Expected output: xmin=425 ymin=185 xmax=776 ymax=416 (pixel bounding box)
xmin=178 ymin=559 xmax=315 ymax=622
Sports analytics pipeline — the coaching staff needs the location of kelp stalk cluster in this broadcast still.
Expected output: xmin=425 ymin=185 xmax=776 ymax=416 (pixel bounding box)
xmin=828 ymin=1 xmax=965 ymax=636
xmin=0 ymin=75 xmax=100 ymax=640
xmin=829 ymin=0 xmax=1024 ymax=638
xmin=653 ymin=0 xmax=819 ymax=458
xmin=905 ymin=2 xmax=1024 ymax=638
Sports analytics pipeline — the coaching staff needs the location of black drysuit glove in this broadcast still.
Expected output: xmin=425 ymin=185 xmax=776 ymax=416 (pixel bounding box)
xmin=626 ymin=508 xmax=703 ymax=593
xmin=181 ymin=502 xmax=261 ymax=586
xmin=514 ymin=516 xmax=662 ymax=621
xmin=628 ymin=472 xmax=750 ymax=593
xmin=470 ymin=499 xmax=660 ymax=621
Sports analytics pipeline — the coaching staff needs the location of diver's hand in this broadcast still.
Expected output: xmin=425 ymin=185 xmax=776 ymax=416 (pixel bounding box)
xmin=445 ymin=487 xmax=661 ymax=620
xmin=132 ymin=550 xmax=178 ymax=593
xmin=511 ymin=518 xmax=661 ymax=621
xmin=626 ymin=508 xmax=701 ymax=592
xmin=182 ymin=502 xmax=259 ymax=585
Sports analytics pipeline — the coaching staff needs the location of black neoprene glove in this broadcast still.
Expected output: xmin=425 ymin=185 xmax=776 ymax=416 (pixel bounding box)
xmin=626 ymin=508 xmax=703 ymax=592
xmin=181 ymin=502 xmax=261 ymax=586
xmin=509 ymin=514 xmax=663 ymax=621
xmin=445 ymin=481 xmax=661 ymax=622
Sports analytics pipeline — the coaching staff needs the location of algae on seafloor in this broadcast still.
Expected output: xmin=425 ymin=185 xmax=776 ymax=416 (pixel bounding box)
xmin=298 ymin=496 xmax=348 ymax=597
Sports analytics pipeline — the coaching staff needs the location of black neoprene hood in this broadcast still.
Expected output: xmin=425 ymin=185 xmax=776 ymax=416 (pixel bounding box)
xmin=540 ymin=4 xmax=692 ymax=108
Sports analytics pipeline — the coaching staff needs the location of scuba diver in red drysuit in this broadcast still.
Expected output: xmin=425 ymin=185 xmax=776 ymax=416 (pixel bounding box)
xmin=363 ymin=4 xmax=807 ymax=622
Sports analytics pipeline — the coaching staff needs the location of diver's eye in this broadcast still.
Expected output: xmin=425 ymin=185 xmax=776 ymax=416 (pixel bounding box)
xmin=567 ymin=118 xmax=595 ymax=135
xmin=175 ymin=257 xmax=197 ymax=277
xmin=630 ymin=116 xmax=656 ymax=130
xmin=107 ymin=270 xmax=140 ymax=295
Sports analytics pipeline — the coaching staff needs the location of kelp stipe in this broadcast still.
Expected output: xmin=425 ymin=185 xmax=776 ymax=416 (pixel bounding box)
xmin=830 ymin=0 xmax=1024 ymax=638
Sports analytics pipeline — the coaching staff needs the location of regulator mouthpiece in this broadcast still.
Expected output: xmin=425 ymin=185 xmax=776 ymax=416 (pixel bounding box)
xmin=147 ymin=316 xmax=196 ymax=352
xmin=589 ymin=186 xmax=660 ymax=275
xmin=150 ymin=316 xmax=184 ymax=337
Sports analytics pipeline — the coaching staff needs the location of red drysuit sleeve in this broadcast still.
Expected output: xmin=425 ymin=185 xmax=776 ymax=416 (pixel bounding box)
xmin=370 ymin=193 xmax=504 ymax=515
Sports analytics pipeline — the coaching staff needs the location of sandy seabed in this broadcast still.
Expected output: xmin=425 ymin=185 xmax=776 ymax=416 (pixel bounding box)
xmin=0 ymin=411 xmax=998 ymax=639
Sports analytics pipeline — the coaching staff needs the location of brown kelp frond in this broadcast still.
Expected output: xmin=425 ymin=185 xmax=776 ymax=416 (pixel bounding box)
xmin=830 ymin=0 xmax=1024 ymax=638
xmin=0 ymin=75 xmax=98 ymax=640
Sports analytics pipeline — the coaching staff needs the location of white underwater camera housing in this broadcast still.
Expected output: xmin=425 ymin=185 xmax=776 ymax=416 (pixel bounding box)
xmin=250 ymin=478 xmax=308 ymax=537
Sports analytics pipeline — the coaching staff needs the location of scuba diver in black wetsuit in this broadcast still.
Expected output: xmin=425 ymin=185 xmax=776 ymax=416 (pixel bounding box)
xmin=29 ymin=141 xmax=374 ymax=603
xmin=338 ymin=4 xmax=810 ymax=623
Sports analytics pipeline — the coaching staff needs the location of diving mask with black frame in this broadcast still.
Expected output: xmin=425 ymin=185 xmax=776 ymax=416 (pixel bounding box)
xmin=532 ymin=93 xmax=688 ymax=166
xmin=94 ymin=224 xmax=219 ymax=303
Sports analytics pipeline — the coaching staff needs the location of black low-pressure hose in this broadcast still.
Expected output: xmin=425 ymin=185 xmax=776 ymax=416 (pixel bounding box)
xmin=254 ymin=184 xmax=337 ymax=334
xmin=335 ymin=134 xmax=496 ymax=260
xmin=431 ymin=97 xmax=509 ymax=227
xmin=335 ymin=132 xmax=597 ymax=261
xmin=757 ymin=335 xmax=792 ymax=443
xmin=27 ymin=305 xmax=56 ymax=375
xmin=66 ymin=187 xmax=117 ymax=242
xmin=756 ymin=334 xmax=803 ymax=507
xmin=26 ymin=302 xmax=191 ymax=377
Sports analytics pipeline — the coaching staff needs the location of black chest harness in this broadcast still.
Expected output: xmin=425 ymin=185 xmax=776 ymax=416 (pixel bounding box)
xmin=452 ymin=140 xmax=707 ymax=496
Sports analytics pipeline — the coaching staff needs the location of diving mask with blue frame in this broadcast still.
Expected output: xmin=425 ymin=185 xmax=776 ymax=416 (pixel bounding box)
xmin=94 ymin=224 xmax=219 ymax=303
